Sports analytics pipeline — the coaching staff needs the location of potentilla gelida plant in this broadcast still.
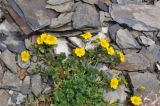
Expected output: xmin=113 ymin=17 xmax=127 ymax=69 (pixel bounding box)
xmin=22 ymin=32 xmax=136 ymax=106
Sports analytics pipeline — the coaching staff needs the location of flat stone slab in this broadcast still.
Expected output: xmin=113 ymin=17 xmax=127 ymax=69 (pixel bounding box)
xmin=110 ymin=4 xmax=160 ymax=31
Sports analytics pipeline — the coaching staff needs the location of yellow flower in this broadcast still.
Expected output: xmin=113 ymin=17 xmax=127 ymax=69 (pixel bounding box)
xmin=130 ymin=96 xmax=142 ymax=106
xmin=40 ymin=33 xmax=48 ymax=43
xmin=116 ymin=51 xmax=125 ymax=62
xmin=109 ymin=99 xmax=117 ymax=105
xmin=81 ymin=32 xmax=92 ymax=39
xmin=139 ymin=86 xmax=145 ymax=92
xmin=21 ymin=51 xmax=30 ymax=62
xmin=110 ymin=78 xmax=119 ymax=90
xmin=106 ymin=47 xmax=115 ymax=55
xmin=100 ymin=38 xmax=109 ymax=48
xmin=45 ymin=34 xmax=57 ymax=45
xmin=36 ymin=36 xmax=43 ymax=45
xmin=74 ymin=48 xmax=85 ymax=57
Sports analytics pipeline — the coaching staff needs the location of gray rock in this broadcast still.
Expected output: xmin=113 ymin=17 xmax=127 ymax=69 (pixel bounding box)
xmin=108 ymin=24 xmax=121 ymax=41
xmin=1 ymin=71 xmax=21 ymax=89
xmin=110 ymin=4 xmax=160 ymax=31
xmin=54 ymin=38 xmax=71 ymax=57
xmin=46 ymin=1 xmax=74 ymax=12
xmin=140 ymin=49 xmax=156 ymax=72
xmin=116 ymin=29 xmax=141 ymax=49
xmin=100 ymin=11 xmax=112 ymax=26
xmin=16 ymin=93 xmax=26 ymax=105
xmin=155 ymin=1 xmax=160 ymax=7
xmin=68 ymin=37 xmax=85 ymax=48
xmin=117 ymin=53 xmax=150 ymax=71
xmin=18 ymin=55 xmax=30 ymax=69
xmin=116 ymin=0 xmax=142 ymax=4
xmin=129 ymin=72 xmax=160 ymax=96
xmin=0 ymin=90 xmax=9 ymax=106
xmin=21 ymin=76 xmax=31 ymax=94
xmin=0 ymin=62 xmax=5 ymax=82
xmin=139 ymin=36 xmax=155 ymax=46
xmin=47 ymin=0 xmax=72 ymax=5
xmin=82 ymin=0 xmax=98 ymax=4
xmin=104 ymin=85 xmax=128 ymax=103
xmin=50 ymin=12 xmax=73 ymax=28
xmin=25 ymin=38 xmax=32 ymax=49
xmin=148 ymin=44 xmax=160 ymax=63
xmin=2 ymin=33 xmax=26 ymax=53
xmin=0 ymin=49 xmax=19 ymax=73
xmin=0 ymin=42 xmax=7 ymax=52
xmin=31 ymin=74 xmax=42 ymax=95
xmin=0 ymin=20 xmax=20 ymax=32
xmin=72 ymin=3 xmax=100 ymax=29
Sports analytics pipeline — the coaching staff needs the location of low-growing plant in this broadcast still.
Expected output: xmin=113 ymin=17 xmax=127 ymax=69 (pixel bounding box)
xmin=29 ymin=32 xmax=126 ymax=106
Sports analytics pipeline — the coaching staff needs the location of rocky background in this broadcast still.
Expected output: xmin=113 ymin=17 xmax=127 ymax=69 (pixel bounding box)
xmin=0 ymin=0 xmax=160 ymax=105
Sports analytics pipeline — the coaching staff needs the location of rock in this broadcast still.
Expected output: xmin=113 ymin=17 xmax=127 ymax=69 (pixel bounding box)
xmin=155 ymin=1 xmax=160 ymax=7
xmin=139 ymin=36 xmax=155 ymax=46
xmin=18 ymin=68 xmax=27 ymax=80
xmin=116 ymin=29 xmax=141 ymax=49
xmin=72 ymin=3 xmax=100 ymax=29
xmin=104 ymin=85 xmax=128 ymax=103
xmin=21 ymin=76 xmax=31 ymax=94
xmin=0 ymin=62 xmax=5 ymax=82
xmin=110 ymin=4 xmax=160 ymax=31
xmin=68 ymin=37 xmax=85 ymax=48
xmin=25 ymin=38 xmax=32 ymax=49
xmin=116 ymin=53 xmax=150 ymax=71
xmin=49 ymin=31 xmax=82 ymax=37
xmin=100 ymin=11 xmax=112 ymax=25
xmin=50 ymin=12 xmax=73 ymax=28
xmin=0 ymin=42 xmax=7 ymax=52
xmin=54 ymin=38 xmax=71 ymax=57
xmin=46 ymin=1 xmax=74 ymax=12
xmin=1 ymin=71 xmax=21 ymax=89
xmin=108 ymin=24 xmax=121 ymax=41
xmin=31 ymin=74 xmax=42 ymax=95
xmin=0 ymin=49 xmax=19 ymax=73
xmin=82 ymin=0 xmax=98 ymax=4
xmin=148 ymin=44 xmax=160 ymax=63
xmin=18 ymin=55 xmax=30 ymax=69
xmin=140 ymin=49 xmax=156 ymax=72
xmin=129 ymin=72 xmax=160 ymax=96
xmin=0 ymin=20 xmax=20 ymax=32
xmin=16 ymin=93 xmax=26 ymax=105
xmin=3 ymin=33 xmax=26 ymax=53
xmin=0 ymin=90 xmax=9 ymax=106
xmin=101 ymin=27 xmax=108 ymax=34
xmin=116 ymin=0 xmax=142 ymax=4
xmin=97 ymin=1 xmax=109 ymax=12
xmin=47 ymin=0 xmax=72 ymax=5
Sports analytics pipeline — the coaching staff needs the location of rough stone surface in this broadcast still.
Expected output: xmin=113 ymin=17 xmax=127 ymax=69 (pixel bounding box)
xmin=108 ymin=24 xmax=121 ymax=41
xmin=110 ymin=4 xmax=160 ymax=31
xmin=18 ymin=55 xmax=30 ymax=69
xmin=139 ymin=36 xmax=155 ymax=46
xmin=82 ymin=0 xmax=98 ymax=4
xmin=1 ymin=71 xmax=21 ymax=89
xmin=0 ymin=49 xmax=19 ymax=73
xmin=50 ymin=12 xmax=73 ymax=28
xmin=72 ymin=3 xmax=100 ymax=29
xmin=116 ymin=53 xmax=150 ymax=71
xmin=104 ymin=85 xmax=128 ymax=103
xmin=47 ymin=0 xmax=72 ymax=5
xmin=148 ymin=44 xmax=160 ymax=63
xmin=116 ymin=0 xmax=142 ymax=4
xmin=116 ymin=29 xmax=141 ymax=49
xmin=129 ymin=72 xmax=160 ymax=96
xmin=68 ymin=37 xmax=85 ymax=48
xmin=31 ymin=74 xmax=42 ymax=95
xmin=54 ymin=38 xmax=71 ymax=57
xmin=0 ymin=90 xmax=9 ymax=106
xmin=46 ymin=1 xmax=74 ymax=12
